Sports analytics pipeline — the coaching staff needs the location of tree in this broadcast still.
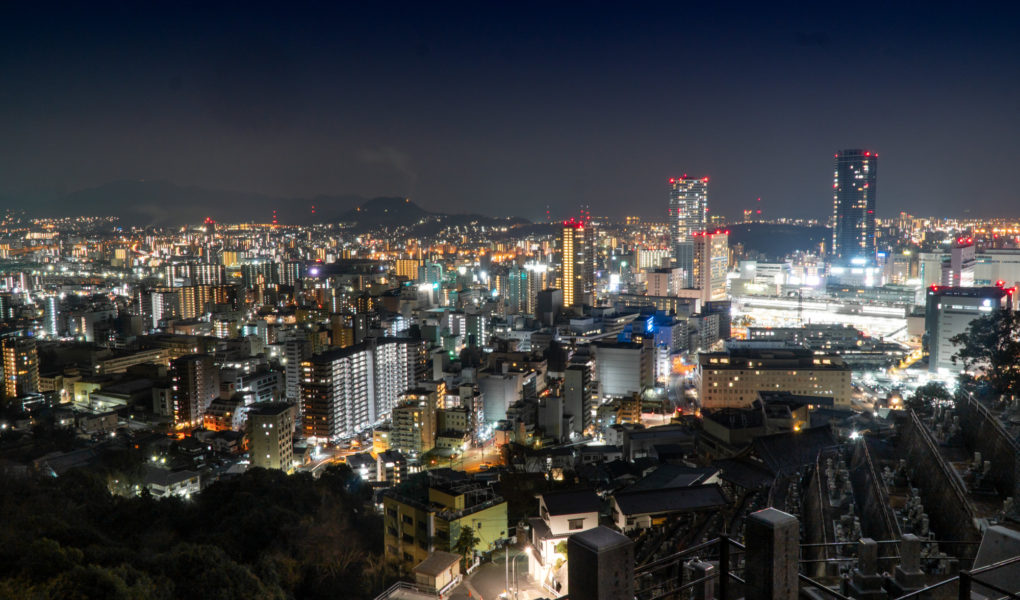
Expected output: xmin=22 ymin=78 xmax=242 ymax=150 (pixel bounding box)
xmin=950 ymin=307 xmax=1020 ymax=397
xmin=906 ymin=382 xmax=951 ymax=411
xmin=452 ymin=526 xmax=480 ymax=562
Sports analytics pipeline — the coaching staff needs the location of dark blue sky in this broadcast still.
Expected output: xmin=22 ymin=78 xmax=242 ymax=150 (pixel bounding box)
xmin=2 ymin=1 xmax=1018 ymax=220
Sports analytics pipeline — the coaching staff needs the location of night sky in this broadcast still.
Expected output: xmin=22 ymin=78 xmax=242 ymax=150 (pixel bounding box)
xmin=2 ymin=2 xmax=1019 ymax=221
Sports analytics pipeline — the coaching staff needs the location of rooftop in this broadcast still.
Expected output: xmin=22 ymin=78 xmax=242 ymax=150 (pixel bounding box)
xmin=613 ymin=483 xmax=728 ymax=516
xmin=541 ymin=489 xmax=602 ymax=516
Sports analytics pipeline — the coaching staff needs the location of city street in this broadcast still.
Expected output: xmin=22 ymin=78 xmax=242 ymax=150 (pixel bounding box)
xmin=428 ymin=441 xmax=503 ymax=474
xmin=448 ymin=547 xmax=547 ymax=600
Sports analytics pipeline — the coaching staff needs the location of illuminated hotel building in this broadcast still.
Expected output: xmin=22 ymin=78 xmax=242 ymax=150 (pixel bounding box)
xmin=693 ymin=230 xmax=730 ymax=303
xmin=669 ymin=176 xmax=709 ymax=286
xmin=560 ymin=219 xmax=594 ymax=309
xmin=831 ymin=149 xmax=877 ymax=264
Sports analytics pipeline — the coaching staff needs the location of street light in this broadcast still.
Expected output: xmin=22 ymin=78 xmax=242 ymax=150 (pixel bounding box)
xmin=512 ymin=548 xmax=530 ymax=599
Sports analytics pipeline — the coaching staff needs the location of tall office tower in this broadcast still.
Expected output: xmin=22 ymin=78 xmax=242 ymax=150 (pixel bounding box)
xmin=507 ymin=265 xmax=529 ymax=314
xmin=2 ymin=335 xmax=39 ymax=399
xmin=248 ymin=403 xmax=296 ymax=472
xmin=169 ymin=354 xmax=219 ymax=429
xmin=693 ymin=230 xmax=730 ymax=303
xmin=831 ymin=149 xmax=878 ymax=263
xmin=560 ymin=219 xmax=595 ymax=309
xmin=43 ymin=295 xmax=60 ymax=338
xmin=669 ymin=176 xmax=709 ymax=287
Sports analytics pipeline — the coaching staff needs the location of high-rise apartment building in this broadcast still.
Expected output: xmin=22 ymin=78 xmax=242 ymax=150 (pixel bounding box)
xmin=669 ymin=176 xmax=709 ymax=287
xmin=564 ymin=360 xmax=594 ymax=436
xmin=300 ymin=338 xmax=421 ymax=442
xmin=170 ymin=354 xmax=219 ymax=429
xmin=43 ymin=295 xmax=60 ymax=338
xmin=831 ymin=149 xmax=878 ymax=263
xmin=560 ymin=219 xmax=595 ymax=309
xmin=693 ymin=230 xmax=730 ymax=303
xmin=390 ymin=388 xmax=438 ymax=459
xmin=248 ymin=402 xmax=296 ymax=472
xmin=2 ymin=335 xmax=39 ymax=399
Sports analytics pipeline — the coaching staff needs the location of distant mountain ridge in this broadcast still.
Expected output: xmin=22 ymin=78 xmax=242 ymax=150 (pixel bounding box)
xmin=337 ymin=196 xmax=529 ymax=232
xmin=14 ymin=180 xmax=530 ymax=228
xmin=17 ymin=180 xmax=367 ymax=226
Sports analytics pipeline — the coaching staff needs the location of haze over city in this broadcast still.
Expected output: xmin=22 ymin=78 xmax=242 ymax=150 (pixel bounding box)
xmin=2 ymin=2 xmax=1020 ymax=220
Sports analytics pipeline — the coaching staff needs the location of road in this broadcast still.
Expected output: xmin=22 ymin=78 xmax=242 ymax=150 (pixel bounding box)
xmin=427 ymin=441 xmax=503 ymax=474
xmin=448 ymin=547 xmax=547 ymax=600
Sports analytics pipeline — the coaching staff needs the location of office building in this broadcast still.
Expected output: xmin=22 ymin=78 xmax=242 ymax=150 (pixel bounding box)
xmin=924 ymin=285 xmax=1013 ymax=373
xmin=645 ymin=268 xmax=682 ymax=297
xmin=536 ymin=288 xmax=563 ymax=326
xmin=594 ymin=341 xmax=653 ymax=399
xmin=669 ymin=176 xmax=709 ymax=286
xmin=696 ymin=348 xmax=852 ymax=409
xmin=941 ymin=238 xmax=976 ymax=287
xmin=560 ymin=219 xmax=594 ymax=309
xmin=507 ymin=263 xmax=550 ymax=316
xmin=170 ymin=354 xmax=219 ymax=429
xmin=248 ymin=402 xmax=296 ymax=472
xmin=831 ymin=149 xmax=877 ymax=263
xmin=693 ymin=230 xmax=729 ymax=303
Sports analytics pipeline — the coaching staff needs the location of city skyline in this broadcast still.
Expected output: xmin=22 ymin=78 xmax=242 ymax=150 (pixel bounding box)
xmin=3 ymin=4 xmax=1020 ymax=600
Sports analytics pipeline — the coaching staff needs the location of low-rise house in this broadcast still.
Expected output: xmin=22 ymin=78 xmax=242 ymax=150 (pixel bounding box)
xmin=413 ymin=551 xmax=462 ymax=597
xmin=611 ymin=483 xmax=728 ymax=532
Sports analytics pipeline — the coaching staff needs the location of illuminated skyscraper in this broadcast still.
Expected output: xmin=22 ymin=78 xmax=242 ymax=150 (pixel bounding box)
xmin=831 ymin=149 xmax=878 ymax=263
xmin=669 ymin=176 xmax=709 ymax=286
xmin=2 ymin=335 xmax=39 ymax=399
xmin=560 ymin=219 xmax=594 ymax=309
xmin=43 ymin=295 xmax=60 ymax=338
xmin=693 ymin=229 xmax=730 ymax=303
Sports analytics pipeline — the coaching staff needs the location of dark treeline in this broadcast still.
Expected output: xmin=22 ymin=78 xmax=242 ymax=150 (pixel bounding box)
xmin=0 ymin=466 xmax=403 ymax=600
